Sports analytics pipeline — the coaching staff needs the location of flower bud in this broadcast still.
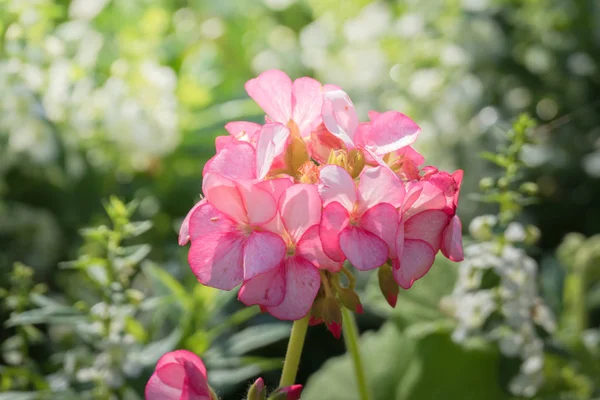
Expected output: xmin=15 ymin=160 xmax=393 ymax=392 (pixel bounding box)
xmin=247 ymin=377 xmax=266 ymax=400
xmin=479 ymin=177 xmax=495 ymax=191
xmin=378 ymin=263 xmax=399 ymax=308
xmin=270 ymin=384 xmax=303 ymax=400
xmin=524 ymin=224 xmax=541 ymax=246
xmin=312 ymin=296 xmax=343 ymax=338
xmin=348 ymin=149 xmax=365 ymax=178
xmin=337 ymin=287 xmax=363 ymax=314
xmin=284 ymin=120 xmax=309 ymax=176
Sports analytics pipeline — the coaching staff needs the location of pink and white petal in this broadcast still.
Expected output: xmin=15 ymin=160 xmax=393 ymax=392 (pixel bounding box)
xmin=245 ymin=69 xmax=293 ymax=124
xmin=292 ymin=77 xmax=324 ymax=138
xmin=367 ymin=110 xmax=381 ymax=121
xmin=179 ymin=200 xmax=203 ymax=246
xmin=296 ymin=225 xmax=343 ymax=272
xmin=266 ymin=257 xmax=321 ymax=320
xmin=215 ymin=135 xmax=237 ymax=152
xmin=202 ymin=174 xmax=247 ymax=224
xmin=323 ymin=83 xmax=341 ymax=92
xmin=155 ymin=350 xmax=207 ymax=378
xmin=319 ymin=202 xmax=350 ymax=262
xmin=404 ymin=209 xmax=450 ymax=251
xmin=187 ymin=201 xmax=236 ymax=243
xmin=188 ymin=232 xmax=244 ymax=290
xmin=322 ymin=90 xmax=358 ymax=147
xmin=357 ymin=166 xmax=405 ymax=211
xmin=243 ymin=231 xmax=286 ymax=280
xmin=339 ymin=226 xmax=388 ymax=271
xmin=225 ymin=121 xmax=262 ymax=141
xmin=404 ymin=180 xmax=447 ymax=219
xmin=256 ymin=177 xmax=294 ymax=202
xmin=202 ymin=141 xmax=257 ymax=180
xmin=145 ymin=371 xmax=182 ymax=400
xmin=441 ymin=215 xmax=464 ymax=262
xmin=403 ymin=182 xmax=423 ymax=212
xmin=238 ymin=265 xmax=285 ymax=307
xmin=364 ymin=111 xmax=421 ymax=155
xmin=395 ymin=220 xmax=405 ymax=265
xmin=235 ymin=180 xmax=278 ymax=225
xmin=256 ymin=123 xmax=291 ymax=180
xmin=359 ymin=203 xmax=400 ymax=258
xmin=393 ymin=239 xmax=436 ymax=289
xmin=318 ymin=165 xmax=357 ymax=210
xmin=279 ymin=184 xmax=322 ymax=241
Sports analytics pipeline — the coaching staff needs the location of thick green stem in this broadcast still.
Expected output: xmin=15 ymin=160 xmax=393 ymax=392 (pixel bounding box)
xmin=342 ymin=308 xmax=371 ymax=400
xmin=279 ymin=314 xmax=310 ymax=387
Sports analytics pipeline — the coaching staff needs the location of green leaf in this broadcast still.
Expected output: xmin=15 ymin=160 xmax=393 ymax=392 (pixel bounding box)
xmin=125 ymin=316 xmax=148 ymax=343
xmin=226 ymin=323 xmax=291 ymax=356
xmin=5 ymin=306 xmax=84 ymax=327
xmin=142 ymin=262 xmax=189 ymax=310
xmin=0 ymin=392 xmax=40 ymax=400
xmin=303 ymin=322 xmax=508 ymax=400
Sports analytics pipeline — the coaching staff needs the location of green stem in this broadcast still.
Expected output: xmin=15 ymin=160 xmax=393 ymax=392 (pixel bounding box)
xmin=279 ymin=314 xmax=310 ymax=387
xmin=342 ymin=308 xmax=370 ymax=400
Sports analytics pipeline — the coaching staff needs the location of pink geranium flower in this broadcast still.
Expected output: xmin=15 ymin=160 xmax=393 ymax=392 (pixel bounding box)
xmin=145 ymin=350 xmax=212 ymax=400
xmin=322 ymin=90 xmax=421 ymax=156
xmin=181 ymin=174 xmax=286 ymax=290
xmin=318 ymin=165 xmax=405 ymax=270
xmin=245 ymin=69 xmax=325 ymax=138
xmin=393 ymin=168 xmax=464 ymax=288
xmin=239 ymin=183 xmax=340 ymax=320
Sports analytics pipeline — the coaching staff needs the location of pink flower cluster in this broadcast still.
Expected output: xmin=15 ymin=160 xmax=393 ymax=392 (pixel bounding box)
xmin=179 ymin=70 xmax=463 ymax=322
xmin=146 ymin=350 xmax=301 ymax=400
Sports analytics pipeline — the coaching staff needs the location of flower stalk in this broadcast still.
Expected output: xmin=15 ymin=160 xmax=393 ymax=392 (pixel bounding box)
xmin=342 ymin=307 xmax=371 ymax=400
xmin=279 ymin=314 xmax=310 ymax=388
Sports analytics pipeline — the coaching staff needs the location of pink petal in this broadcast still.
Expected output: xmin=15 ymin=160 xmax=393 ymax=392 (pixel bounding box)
xmin=202 ymin=141 xmax=257 ymax=180
xmin=225 ymin=121 xmax=262 ymax=142
xmin=452 ymin=169 xmax=464 ymax=207
xmin=188 ymin=232 xmax=244 ymax=290
xmin=179 ymin=200 xmax=203 ymax=246
xmin=236 ymin=180 xmax=278 ymax=225
xmin=404 ymin=209 xmax=449 ymax=251
xmin=156 ymin=350 xmax=207 ymax=377
xmin=215 ymin=135 xmax=237 ymax=152
xmin=393 ymin=239 xmax=436 ymax=289
xmin=187 ymin=201 xmax=236 ymax=243
xmin=145 ymin=372 xmax=182 ymax=400
xmin=256 ymin=177 xmax=295 ymax=202
xmin=340 ymin=226 xmax=388 ymax=271
xmin=367 ymin=110 xmax=381 ymax=120
xmin=395 ymin=219 xmax=405 ymax=264
xmin=238 ymin=264 xmax=285 ymax=307
xmin=318 ymin=165 xmax=357 ymax=210
xmin=404 ymin=180 xmax=447 ymax=219
xmin=296 ymin=225 xmax=343 ymax=272
xmin=403 ymin=182 xmax=423 ymax=212
xmin=319 ymin=202 xmax=350 ymax=262
xmin=360 ymin=111 xmax=421 ymax=155
xmin=359 ymin=203 xmax=399 ymax=258
xmin=266 ymin=257 xmax=321 ymax=320
xmin=307 ymin=123 xmax=346 ymax=164
xmin=292 ymin=77 xmax=324 ymax=138
xmin=202 ymin=174 xmax=247 ymax=224
xmin=441 ymin=215 xmax=464 ymax=262
xmin=279 ymin=184 xmax=322 ymax=241
xmin=256 ymin=123 xmax=291 ymax=179
xmin=243 ymin=231 xmax=286 ymax=280
xmin=245 ymin=69 xmax=293 ymax=124
xmin=322 ymin=90 xmax=358 ymax=147
xmin=357 ymin=166 xmax=405 ymax=212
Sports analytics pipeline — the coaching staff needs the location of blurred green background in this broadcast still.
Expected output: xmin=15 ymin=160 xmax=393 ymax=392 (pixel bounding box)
xmin=1 ymin=0 xmax=599 ymax=399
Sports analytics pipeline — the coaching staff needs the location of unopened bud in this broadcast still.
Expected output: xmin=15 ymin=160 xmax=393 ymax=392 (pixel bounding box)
xmin=247 ymin=377 xmax=266 ymax=400
xmin=497 ymin=177 xmax=509 ymax=190
xmin=519 ymin=182 xmax=538 ymax=196
xmin=313 ymin=296 xmax=343 ymax=338
xmin=348 ymin=149 xmax=365 ymax=178
xmin=378 ymin=264 xmax=399 ymax=308
xmin=285 ymin=120 xmax=309 ymax=176
xmin=337 ymin=287 xmax=363 ymax=314
xmin=270 ymin=385 xmax=303 ymax=400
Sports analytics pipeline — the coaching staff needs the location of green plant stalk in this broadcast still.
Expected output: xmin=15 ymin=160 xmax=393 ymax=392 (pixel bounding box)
xmin=341 ymin=308 xmax=370 ymax=400
xmin=279 ymin=314 xmax=310 ymax=387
